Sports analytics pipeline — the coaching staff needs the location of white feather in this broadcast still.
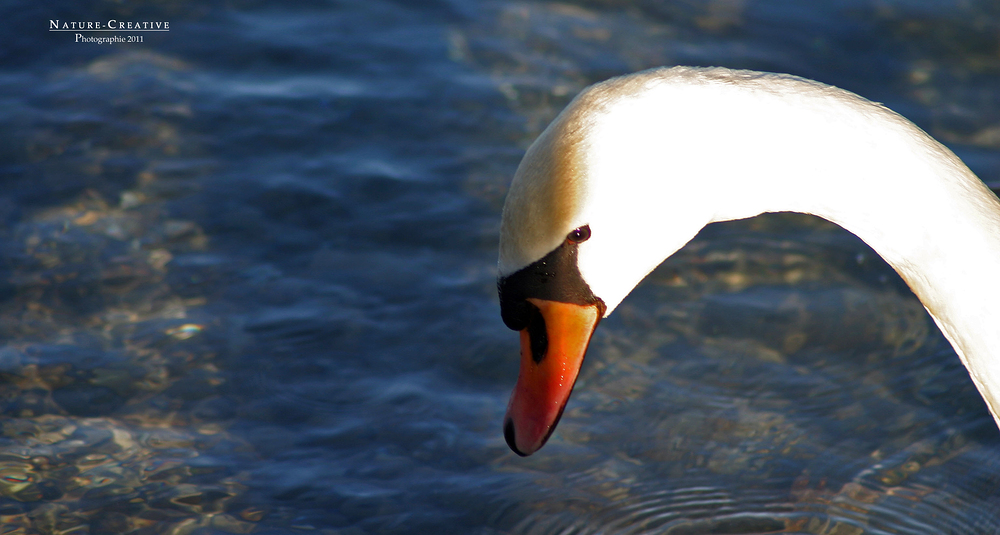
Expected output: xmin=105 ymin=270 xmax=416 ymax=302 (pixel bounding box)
xmin=499 ymin=66 xmax=1000 ymax=426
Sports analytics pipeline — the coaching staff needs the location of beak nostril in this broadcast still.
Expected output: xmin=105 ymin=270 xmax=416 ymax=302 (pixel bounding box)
xmin=526 ymin=304 xmax=548 ymax=364
xmin=504 ymin=418 xmax=527 ymax=456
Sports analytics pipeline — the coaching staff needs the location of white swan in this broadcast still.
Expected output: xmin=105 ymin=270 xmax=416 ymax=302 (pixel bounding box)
xmin=497 ymin=66 xmax=1000 ymax=456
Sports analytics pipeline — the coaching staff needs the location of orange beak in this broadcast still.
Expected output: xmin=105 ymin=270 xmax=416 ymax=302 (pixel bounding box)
xmin=503 ymin=298 xmax=602 ymax=456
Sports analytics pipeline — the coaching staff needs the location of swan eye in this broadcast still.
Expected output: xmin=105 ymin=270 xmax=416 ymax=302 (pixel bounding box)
xmin=567 ymin=225 xmax=591 ymax=243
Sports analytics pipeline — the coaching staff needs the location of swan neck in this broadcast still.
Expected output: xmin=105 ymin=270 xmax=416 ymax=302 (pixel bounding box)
xmin=704 ymin=100 xmax=1000 ymax=424
xmin=580 ymin=68 xmax=1000 ymax=423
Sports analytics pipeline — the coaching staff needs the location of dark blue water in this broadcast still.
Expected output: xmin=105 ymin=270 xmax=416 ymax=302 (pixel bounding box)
xmin=2 ymin=0 xmax=1000 ymax=533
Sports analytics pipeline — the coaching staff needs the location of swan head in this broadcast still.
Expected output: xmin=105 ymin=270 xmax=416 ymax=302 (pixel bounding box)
xmin=498 ymin=66 xmax=1000 ymax=455
xmin=498 ymin=69 xmax=723 ymax=456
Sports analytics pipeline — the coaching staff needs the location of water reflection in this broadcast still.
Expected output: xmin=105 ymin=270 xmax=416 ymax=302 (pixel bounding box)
xmin=0 ymin=44 xmax=256 ymax=532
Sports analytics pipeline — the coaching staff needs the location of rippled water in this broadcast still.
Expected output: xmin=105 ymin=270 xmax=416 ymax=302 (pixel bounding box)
xmin=3 ymin=0 xmax=1000 ymax=533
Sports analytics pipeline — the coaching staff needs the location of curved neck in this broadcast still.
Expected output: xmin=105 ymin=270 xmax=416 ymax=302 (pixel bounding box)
xmin=703 ymin=83 xmax=1000 ymax=424
xmin=580 ymin=70 xmax=1000 ymax=424
xmin=743 ymin=145 xmax=1000 ymax=424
